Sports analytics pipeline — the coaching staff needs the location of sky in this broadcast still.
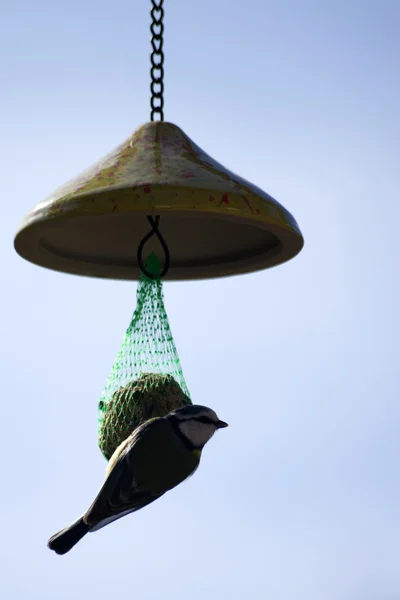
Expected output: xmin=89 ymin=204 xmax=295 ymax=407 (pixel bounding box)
xmin=1 ymin=0 xmax=399 ymax=598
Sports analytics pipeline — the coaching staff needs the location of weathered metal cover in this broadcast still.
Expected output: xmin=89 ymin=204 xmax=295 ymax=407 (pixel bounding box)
xmin=14 ymin=121 xmax=303 ymax=280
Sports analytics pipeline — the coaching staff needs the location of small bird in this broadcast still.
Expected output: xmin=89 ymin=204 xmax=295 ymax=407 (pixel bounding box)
xmin=48 ymin=404 xmax=228 ymax=555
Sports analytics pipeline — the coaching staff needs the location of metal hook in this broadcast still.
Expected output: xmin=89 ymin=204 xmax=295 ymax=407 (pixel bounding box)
xmin=137 ymin=215 xmax=170 ymax=279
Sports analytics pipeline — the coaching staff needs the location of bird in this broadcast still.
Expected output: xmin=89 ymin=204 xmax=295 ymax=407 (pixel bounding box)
xmin=47 ymin=404 xmax=228 ymax=555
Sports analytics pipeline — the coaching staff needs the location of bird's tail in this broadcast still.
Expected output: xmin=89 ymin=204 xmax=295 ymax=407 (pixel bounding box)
xmin=47 ymin=517 xmax=88 ymax=555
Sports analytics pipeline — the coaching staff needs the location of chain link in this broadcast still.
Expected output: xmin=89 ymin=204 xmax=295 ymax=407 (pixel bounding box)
xmin=141 ymin=1 xmax=169 ymax=279
xmin=150 ymin=0 xmax=165 ymax=122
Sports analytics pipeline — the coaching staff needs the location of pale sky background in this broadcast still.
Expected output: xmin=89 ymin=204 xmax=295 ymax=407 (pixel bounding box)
xmin=1 ymin=1 xmax=399 ymax=598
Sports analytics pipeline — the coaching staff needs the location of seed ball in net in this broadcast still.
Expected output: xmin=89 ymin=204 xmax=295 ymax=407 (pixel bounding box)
xmin=98 ymin=372 xmax=192 ymax=461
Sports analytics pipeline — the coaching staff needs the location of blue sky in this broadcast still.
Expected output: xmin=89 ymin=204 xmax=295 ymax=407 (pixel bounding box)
xmin=1 ymin=1 xmax=399 ymax=598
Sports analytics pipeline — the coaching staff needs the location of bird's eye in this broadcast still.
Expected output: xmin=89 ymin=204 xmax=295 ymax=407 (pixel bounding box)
xmin=197 ymin=416 xmax=214 ymax=424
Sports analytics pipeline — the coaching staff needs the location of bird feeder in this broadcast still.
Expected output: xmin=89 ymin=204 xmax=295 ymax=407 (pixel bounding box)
xmin=14 ymin=120 xmax=302 ymax=281
xmin=14 ymin=0 xmax=303 ymax=460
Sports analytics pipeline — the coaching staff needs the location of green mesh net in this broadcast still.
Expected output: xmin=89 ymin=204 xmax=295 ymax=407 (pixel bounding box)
xmin=98 ymin=253 xmax=191 ymax=460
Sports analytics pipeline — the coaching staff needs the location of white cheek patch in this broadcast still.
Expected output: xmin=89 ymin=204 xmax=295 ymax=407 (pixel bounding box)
xmin=179 ymin=421 xmax=216 ymax=447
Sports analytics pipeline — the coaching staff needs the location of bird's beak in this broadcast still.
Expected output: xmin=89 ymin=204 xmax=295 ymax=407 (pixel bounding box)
xmin=216 ymin=420 xmax=228 ymax=429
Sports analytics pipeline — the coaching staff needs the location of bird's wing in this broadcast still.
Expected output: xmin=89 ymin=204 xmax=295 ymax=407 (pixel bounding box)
xmin=84 ymin=418 xmax=167 ymax=531
xmin=87 ymin=492 xmax=165 ymax=532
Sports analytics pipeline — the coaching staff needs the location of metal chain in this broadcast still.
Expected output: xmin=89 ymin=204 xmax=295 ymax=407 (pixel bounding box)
xmin=138 ymin=1 xmax=169 ymax=280
xmin=150 ymin=0 xmax=165 ymax=121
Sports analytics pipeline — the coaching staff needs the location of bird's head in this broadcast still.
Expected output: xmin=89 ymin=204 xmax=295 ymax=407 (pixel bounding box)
xmin=169 ymin=405 xmax=228 ymax=449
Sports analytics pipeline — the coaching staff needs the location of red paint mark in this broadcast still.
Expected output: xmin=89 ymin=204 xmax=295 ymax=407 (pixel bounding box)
xmin=136 ymin=194 xmax=141 ymax=199
xmin=209 ymin=196 xmax=215 ymax=202
xmin=108 ymin=171 xmax=114 ymax=177
xmin=244 ymin=198 xmax=254 ymax=214
xmin=219 ymin=193 xmax=229 ymax=206
xmin=144 ymin=185 xmax=151 ymax=194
